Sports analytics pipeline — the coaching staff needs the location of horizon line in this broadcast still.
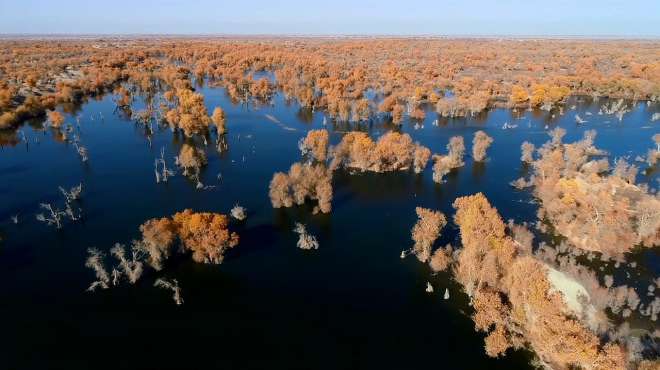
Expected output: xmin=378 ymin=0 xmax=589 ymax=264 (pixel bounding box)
xmin=1 ymin=33 xmax=659 ymax=40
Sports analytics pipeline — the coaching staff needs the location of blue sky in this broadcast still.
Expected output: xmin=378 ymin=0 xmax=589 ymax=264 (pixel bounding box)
xmin=1 ymin=0 xmax=658 ymax=36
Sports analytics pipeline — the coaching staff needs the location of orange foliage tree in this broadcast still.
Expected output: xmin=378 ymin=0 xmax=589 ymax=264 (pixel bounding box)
xmin=269 ymin=162 xmax=333 ymax=214
xmin=410 ymin=207 xmax=447 ymax=262
xmin=48 ymin=111 xmax=65 ymax=128
xmin=139 ymin=209 xmax=239 ymax=266
xmin=330 ymin=131 xmax=430 ymax=173
xmin=472 ymin=130 xmax=493 ymax=162
xmin=171 ymin=210 xmax=239 ymax=264
xmin=299 ymin=129 xmax=329 ymax=162
xmin=211 ymin=107 xmax=226 ymax=134
xmin=452 ymin=193 xmax=627 ymax=369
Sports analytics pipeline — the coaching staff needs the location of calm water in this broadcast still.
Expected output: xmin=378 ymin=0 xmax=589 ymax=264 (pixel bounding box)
xmin=1 ymin=85 xmax=658 ymax=369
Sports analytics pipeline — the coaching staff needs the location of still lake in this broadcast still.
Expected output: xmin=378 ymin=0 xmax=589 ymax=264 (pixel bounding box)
xmin=1 ymin=84 xmax=658 ymax=369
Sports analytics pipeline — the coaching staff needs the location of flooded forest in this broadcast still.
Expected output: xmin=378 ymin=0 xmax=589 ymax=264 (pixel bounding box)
xmin=0 ymin=37 xmax=659 ymax=369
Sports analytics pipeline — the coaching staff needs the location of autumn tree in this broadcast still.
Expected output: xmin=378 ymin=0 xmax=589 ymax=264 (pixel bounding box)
xmin=392 ymin=104 xmax=404 ymax=124
xmin=432 ymin=155 xmax=452 ymax=183
xmin=510 ymin=85 xmax=529 ymax=106
xmin=432 ymin=136 xmax=466 ymax=183
xmin=429 ymin=244 xmax=453 ymax=272
xmin=413 ymin=146 xmax=431 ymax=174
xmin=330 ymin=131 xmax=430 ymax=173
xmin=1 ymin=38 xmax=658 ymax=130
xmin=447 ymin=136 xmax=466 ymax=167
xmin=173 ymin=88 xmax=212 ymax=136
xmin=410 ymin=207 xmax=447 ymax=262
xmin=0 ymin=112 xmax=17 ymax=129
xmin=212 ymin=107 xmax=227 ymax=134
xmin=452 ymin=193 xmax=516 ymax=295
xmin=138 ymin=208 xmax=241 ymax=267
xmin=521 ymin=141 xmax=535 ymax=163
xmin=452 ymin=193 xmax=628 ymax=369
xmin=177 ymin=144 xmax=207 ymax=176
xmin=139 ymin=217 xmax=177 ymax=270
xmin=269 ymin=162 xmax=333 ymax=214
xmin=48 ymin=111 xmax=65 ymax=128
xmin=472 ymin=130 xmax=493 ymax=162
xmin=171 ymin=209 xmax=239 ymax=264
xmin=524 ymin=131 xmax=660 ymax=255
xmin=299 ymin=129 xmax=329 ymax=162
xmin=646 ymin=134 xmax=660 ymax=167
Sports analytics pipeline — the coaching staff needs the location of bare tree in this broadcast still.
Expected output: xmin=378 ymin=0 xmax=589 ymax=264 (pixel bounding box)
xmin=63 ymin=200 xmax=82 ymax=221
xmin=154 ymin=278 xmax=183 ymax=305
xmin=111 ymin=268 xmax=121 ymax=286
xmin=154 ymin=147 xmax=175 ymax=183
xmin=575 ymin=114 xmax=587 ymax=124
xmin=59 ymin=183 xmax=83 ymax=203
xmin=230 ymin=204 xmax=247 ymax=221
xmin=110 ymin=243 xmax=144 ymax=284
xmin=36 ymin=203 xmax=66 ymax=229
xmin=85 ymin=248 xmax=110 ymax=291
xmin=73 ymin=143 xmax=89 ymax=162
xmin=293 ymin=223 xmax=319 ymax=250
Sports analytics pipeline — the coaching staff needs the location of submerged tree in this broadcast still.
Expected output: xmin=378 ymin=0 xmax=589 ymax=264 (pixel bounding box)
xmin=154 ymin=278 xmax=183 ymax=305
xmin=447 ymin=136 xmax=466 ymax=167
xmin=409 ymin=207 xmax=447 ymax=263
xmin=432 ymin=155 xmax=452 ymax=183
xmin=110 ymin=243 xmax=144 ymax=284
xmin=230 ymin=204 xmax=247 ymax=221
xmin=329 ymin=131 xmax=430 ymax=173
xmin=392 ymin=104 xmax=404 ymax=124
xmin=176 ymin=144 xmax=207 ymax=177
xmin=154 ymin=147 xmax=175 ymax=183
xmin=85 ymin=248 xmax=110 ymax=291
xmin=646 ymin=133 xmax=660 ymax=167
xmin=48 ymin=111 xmax=65 ymax=128
xmin=139 ymin=217 xmax=177 ymax=270
xmin=172 ymin=209 xmax=239 ymax=264
xmin=472 ymin=130 xmax=493 ymax=162
xmin=212 ymin=107 xmax=227 ymax=135
xmin=170 ymin=88 xmax=212 ymax=137
xmin=521 ymin=141 xmax=535 ymax=163
xmin=73 ymin=143 xmax=89 ymax=162
xmin=524 ymin=130 xmax=660 ymax=255
xmin=452 ymin=193 xmax=627 ymax=369
xmin=432 ymin=136 xmax=466 ymax=183
xmin=413 ymin=145 xmax=431 ymax=174
xmin=299 ymin=129 xmax=329 ymax=162
xmin=429 ymin=244 xmax=454 ymax=272
xmin=59 ymin=183 xmax=83 ymax=203
xmin=269 ymin=162 xmax=333 ymax=213
xmin=138 ymin=208 xmax=241 ymax=267
xmin=36 ymin=203 xmax=66 ymax=229
xmin=293 ymin=222 xmax=319 ymax=250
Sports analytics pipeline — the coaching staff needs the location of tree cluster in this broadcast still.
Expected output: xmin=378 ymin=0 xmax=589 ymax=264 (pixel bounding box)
xmin=451 ymin=193 xmax=630 ymax=369
xmin=269 ymin=162 xmax=333 ymax=214
xmin=519 ymin=129 xmax=660 ymax=256
xmin=329 ymin=131 xmax=431 ymax=173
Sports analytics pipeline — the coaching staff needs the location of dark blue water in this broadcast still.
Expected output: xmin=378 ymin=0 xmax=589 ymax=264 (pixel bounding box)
xmin=0 ymin=86 xmax=658 ymax=369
